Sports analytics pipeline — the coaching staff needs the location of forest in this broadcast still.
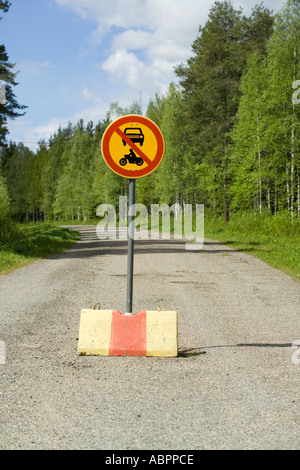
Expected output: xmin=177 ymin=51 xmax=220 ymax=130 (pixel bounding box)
xmin=1 ymin=0 xmax=300 ymax=231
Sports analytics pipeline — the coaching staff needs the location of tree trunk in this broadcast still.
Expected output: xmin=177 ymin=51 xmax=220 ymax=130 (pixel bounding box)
xmin=291 ymin=101 xmax=295 ymax=221
xmin=291 ymin=39 xmax=297 ymax=221
xmin=297 ymin=173 xmax=300 ymax=217
xmin=274 ymin=172 xmax=278 ymax=214
xmin=257 ymin=119 xmax=262 ymax=214
xmin=286 ymin=158 xmax=290 ymax=211
xmin=223 ymin=177 xmax=228 ymax=223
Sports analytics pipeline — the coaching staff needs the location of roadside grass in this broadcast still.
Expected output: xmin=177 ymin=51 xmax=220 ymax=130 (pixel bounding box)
xmin=204 ymin=211 xmax=300 ymax=282
xmin=0 ymin=223 xmax=80 ymax=275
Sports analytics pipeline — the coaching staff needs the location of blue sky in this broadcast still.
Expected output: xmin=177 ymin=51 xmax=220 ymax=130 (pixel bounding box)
xmin=2 ymin=0 xmax=286 ymax=151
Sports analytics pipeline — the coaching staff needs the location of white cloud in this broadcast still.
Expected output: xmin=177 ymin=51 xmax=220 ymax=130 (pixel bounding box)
xmin=54 ymin=0 xmax=207 ymax=99
xmin=102 ymin=49 xmax=151 ymax=88
xmin=54 ymin=0 xmax=286 ymax=105
xmin=55 ymin=0 xmax=154 ymax=30
xmin=111 ymin=29 xmax=153 ymax=52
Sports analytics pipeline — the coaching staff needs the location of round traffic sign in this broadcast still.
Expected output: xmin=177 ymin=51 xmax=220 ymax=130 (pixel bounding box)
xmin=101 ymin=115 xmax=165 ymax=179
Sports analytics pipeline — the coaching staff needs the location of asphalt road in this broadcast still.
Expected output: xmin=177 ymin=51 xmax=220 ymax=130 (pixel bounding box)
xmin=0 ymin=225 xmax=299 ymax=450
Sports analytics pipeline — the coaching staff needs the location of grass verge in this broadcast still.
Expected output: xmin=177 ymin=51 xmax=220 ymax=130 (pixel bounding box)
xmin=0 ymin=223 xmax=80 ymax=275
xmin=204 ymin=211 xmax=300 ymax=282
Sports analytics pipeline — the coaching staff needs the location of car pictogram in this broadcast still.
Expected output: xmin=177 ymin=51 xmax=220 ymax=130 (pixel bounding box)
xmin=122 ymin=127 xmax=144 ymax=146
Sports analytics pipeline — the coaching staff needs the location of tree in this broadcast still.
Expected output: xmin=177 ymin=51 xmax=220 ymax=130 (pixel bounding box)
xmin=0 ymin=1 xmax=10 ymax=15
xmin=266 ymin=0 xmax=300 ymax=219
xmin=2 ymin=143 xmax=35 ymax=220
xmin=176 ymin=1 xmax=245 ymax=220
xmin=34 ymin=141 xmax=49 ymax=220
xmin=146 ymin=93 xmax=166 ymax=129
xmin=229 ymin=52 xmax=268 ymax=213
xmin=0 ymin=2 xmax=27 ymax=146
xmin=175 ymin=0 xmax=274 ymax=221
xmin=0 ymin=167 xmax=11 ymax=244
xmin=153 ymin=83 xmax=185 ymax=205
xmin=231 ymin=0 xmax=300 ymax=218
xmin=240 ymin=3 xmax=275 ymax=56
xmin=42 ymin=123 xmax=73 ymax=220
xmin=54 ymin=122 xmax=100 ymax=221
xmin=0 ymin=167 xmax=9 ymax=219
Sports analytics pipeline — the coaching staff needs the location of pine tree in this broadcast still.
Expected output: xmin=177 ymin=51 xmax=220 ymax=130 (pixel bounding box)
xmin=0 ymin=2 xmax=27 ymax=146
xmin=240 ymin=3 xmax=275 ymax=56
xmin=175 ymin=0 xmax=274 ymax=220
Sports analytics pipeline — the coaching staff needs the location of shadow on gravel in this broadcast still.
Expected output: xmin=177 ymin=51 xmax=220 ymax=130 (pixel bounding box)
xmin=237 ymin=343 xmax=292 ymax=348
xmin=178 ymin=343 xmax=291 ymax=357
xmin=201 ymin=343 xmax=292 ymax=349
xmin=48 ymin=239 xmax=241 ymax=260
xmin=177 ymin=343 xmax=292 ymax=359
xmin=179 ymin=348 xmax=207 ymax=357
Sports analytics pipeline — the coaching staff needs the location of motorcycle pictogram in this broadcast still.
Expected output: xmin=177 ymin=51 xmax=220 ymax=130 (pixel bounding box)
xmin=119 ymin=149 xmax=144 ymax=167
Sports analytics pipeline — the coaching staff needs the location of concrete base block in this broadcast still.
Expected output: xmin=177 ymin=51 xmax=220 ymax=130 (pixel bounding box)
xmin=78 ymin=309 xmax=178 ymax=357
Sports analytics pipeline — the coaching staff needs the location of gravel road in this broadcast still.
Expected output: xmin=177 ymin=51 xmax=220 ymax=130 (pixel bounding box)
xmin=0 ymin=225 xmax=299 ymax=450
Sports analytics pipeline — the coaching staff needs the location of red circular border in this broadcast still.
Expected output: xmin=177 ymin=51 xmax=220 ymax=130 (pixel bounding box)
xmin=101 ymin=115 xmax=165 ymax=179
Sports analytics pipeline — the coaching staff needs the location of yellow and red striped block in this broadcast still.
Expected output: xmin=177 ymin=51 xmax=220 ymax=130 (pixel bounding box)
xmin=78 ymin=309 xmax=178 ymax=357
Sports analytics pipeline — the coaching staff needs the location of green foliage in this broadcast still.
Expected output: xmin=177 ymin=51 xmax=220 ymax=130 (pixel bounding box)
xmin=15 ymin=223 xmax=80 ymax=257
xmin=0 ymin=2 xmax=11 ymax=16
xmin=146 ymin=93 xmax=167 ymax=128
xmin=205 ymin=210 xmax=300 ymax=280
xmin=229 ymin=52 xmax=268 ymax=211
xmin=0 ymin=167 xmax=18 ymax=247
xmin=0 ymin=224 xmax=80 ymax=274
xmin=154 ymin=83 xmax=185 ymax=204
xmin=175 ymin=1 xmax=274 ymax=221
xmin=0 ymin=167 xmax=9 ymax=218
xmin=229 ymin=0 xmax=300 ymax=216
xmin=54 ymin=127 xmax=96 ymax=220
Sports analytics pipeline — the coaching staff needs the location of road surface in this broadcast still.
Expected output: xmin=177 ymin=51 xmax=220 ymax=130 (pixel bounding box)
xmin=0 ymin=225 xmax=299 ymax=450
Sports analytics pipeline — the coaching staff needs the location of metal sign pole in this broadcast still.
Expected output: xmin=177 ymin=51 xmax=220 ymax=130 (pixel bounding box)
xmin=125 ymin=178 xmax=136 ymax=315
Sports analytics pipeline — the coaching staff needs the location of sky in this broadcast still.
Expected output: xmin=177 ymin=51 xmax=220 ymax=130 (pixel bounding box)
xmin=1 ymin=0 xmax=286 ymax=151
